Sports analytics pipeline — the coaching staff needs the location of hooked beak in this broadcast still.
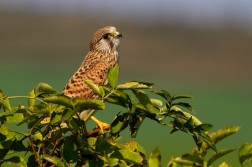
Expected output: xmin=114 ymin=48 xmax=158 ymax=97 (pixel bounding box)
xmin=113 ymin=31 xmax=123 ymax=38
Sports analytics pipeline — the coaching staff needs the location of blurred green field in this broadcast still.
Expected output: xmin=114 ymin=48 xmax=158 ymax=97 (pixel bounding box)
xmin=1 ymin=11 xmax=252 ymax=166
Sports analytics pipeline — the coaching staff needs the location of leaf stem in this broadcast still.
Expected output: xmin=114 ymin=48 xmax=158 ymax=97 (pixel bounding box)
xmin=84 ymin=109 xmax=96 ymax=122
xmin=103 ymin=89 xmax=116 ymax=99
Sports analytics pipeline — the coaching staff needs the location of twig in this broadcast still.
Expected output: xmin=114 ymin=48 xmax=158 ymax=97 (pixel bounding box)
xmin=50 ymin=139 xmax=60 ymax=156
xmin=43 ymin=139 xmax=60 ymax=167
xmin=28 ymin=135 xmax=42 ymax=167
xmin=83 ymin=121 xmax=88 ymax=136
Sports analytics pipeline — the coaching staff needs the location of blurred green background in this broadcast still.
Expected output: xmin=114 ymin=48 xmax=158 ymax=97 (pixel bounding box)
xmin=1 ymin=1 xmax=252 ymax=166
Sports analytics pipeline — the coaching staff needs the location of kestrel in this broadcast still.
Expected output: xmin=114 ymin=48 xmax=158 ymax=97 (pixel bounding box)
xmin=62 ymin=26 xmax=122 ymax=133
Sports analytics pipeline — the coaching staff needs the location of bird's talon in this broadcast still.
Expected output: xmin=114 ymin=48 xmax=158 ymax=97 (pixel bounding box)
xmin=96 ymin=122 xmax=110 ymax=134
xmin=91 ymin=116 xmax=110 ymax=134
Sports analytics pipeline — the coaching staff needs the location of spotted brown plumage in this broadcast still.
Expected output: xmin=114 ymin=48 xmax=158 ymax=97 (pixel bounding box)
xmin=62 ymin=26 xmax=122 ymax=133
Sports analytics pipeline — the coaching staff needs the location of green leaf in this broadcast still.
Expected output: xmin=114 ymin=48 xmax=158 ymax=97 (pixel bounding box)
xmin=108 ymin=63 xmax=119 ymax=89
xmin=10 ymin=140 xmax=28 ymax=152
xmin=0 ymin=119 xmax=8 ymax=135
xmin=0 ymin=109 xmax=16 ymax=117
xmin=180 ymin=153 xmax=204 ymax=166
xmin=99 ymin=86 xmax=105 ymax=98
xmin=148 ymin=146 xmax=161 ymax=167
xmin=207 ymin=148 xmax=236 ymax=166
xmin=150 ymin=99 xmax=163 ymax=108
xmin=169 ymin=107 xmax=202 ymax=126
xmin=34 ymin=82 xmax=58 ymax=96
xmin=27 ymin=116 xmax=44 ymax=129
xmin=117 ymin=160 xmax=128 ymax=167
xmin=73 ymin=98 xmax=105 ymax=110
xmin=169 ymin=106 xmax=187 ymax=120
xmin=0 ymin=149 xmax=9 ymax=160
xmin=42 ymin=154 xmax=65 ymax=167
xmin=209 ymin=126 xmax=241 ymax=144
xmin=110 ymin=89 xmax=129 ymax=102
xmin=28 ymin=90 xmax=36 ymax=107
xmin=238 ymin=143 xmax=252 ymax=165
xmin=95 ymin=136 xmax=117 ymax=153
xmin=50 ymin=112 xmax=62 ymax=125
xmin=33 ymin=132 xmax=43 ymax=141
xmin=0 ymin=139 xmax=15 ymax=149
xmin=110 ymin=113 xmax=129 ymax=138
xmin=0 ymin=91 xmax=11 ymax=111
xmin=62 ymin=108 xmax=74 ymax=121
xmin=108 ymin=158 xmax=119 ymax=166
xmin=27 ymin=155 xmax=37 ymax=167
xmin=106 ymin=96 xmax=127 ymax=107
xmin=102 ymin=85 xmax=113 ymax=92
xmin=195 ymin=123 xmax=213 ymax=132
xmin=202 ymin=134 xmax=217 ymax=152
xmin=171 ymin=94 xmax=193 ymax=100
xmin=150 ymin=90 xmax=171 ymax=100
xmin=0 ymin=131 xmax=15 ymax=142
xmin=3 ymin=156 xmax=27 ymax=167
xmin=122 ymin=141 xmax=146 ymax=155
xmin=81 ymin=137 xmax=96 ymax=154
xmin=117 ymin=81 xmax=153 ymax=90
xmin=173 ymin=158 xmax=201 ymax=167
xmin=85 ymin=80 xmax=104 ymax=97
xmin=44 ymin=95 xmax=73 ymax=109
xmin=104 ymin=89 xmax=129 ymax=107
xmin=184 ymin=116 xmax=194 ymax=127
xmin=132 ymin=89 xmax=158 ymax=115
xmin=129 ymin=113 xmax=146 ymax=138
xmin=110 ymin=149 xmax=143 ymax=164
xmin=61 ymin=137 xmax=78 ymax=163
xmin=85 ymin=160 xmax=104 ymax=167
xmin=6 ymin=113 xmax=24 ymax=123
xmin=0 ymin=132 xmax=16 ymax=149
xmin=68 ymin=118 xmax=80 ymax=131
xmin=219 ymin=162 xmax=230 ymax=167
xmin=127 ymin=94 xmax=137 ymax=114
xmin=192 ymin=132 xmax=203 ymax=149
xmin=173 ymin=102 xmax=195 ymax=114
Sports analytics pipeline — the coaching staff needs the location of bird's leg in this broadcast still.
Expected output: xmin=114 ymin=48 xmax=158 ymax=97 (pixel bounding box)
xmin=90 ymin=116 xmax=110 ymax=134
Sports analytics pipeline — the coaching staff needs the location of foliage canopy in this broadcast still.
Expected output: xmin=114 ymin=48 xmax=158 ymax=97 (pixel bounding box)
xmin=0 ymin=64 xmax=250 ymax=167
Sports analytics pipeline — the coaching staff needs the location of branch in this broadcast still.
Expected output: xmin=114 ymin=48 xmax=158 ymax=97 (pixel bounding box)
xmin=28 ymin=135 xmax=42 ymax=167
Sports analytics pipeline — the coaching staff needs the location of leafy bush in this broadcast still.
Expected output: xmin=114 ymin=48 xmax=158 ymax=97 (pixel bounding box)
xmin=167 ymin=126 xmax=240 ymax=167
xmin=0 ymin=64 xmax=250 ymax=167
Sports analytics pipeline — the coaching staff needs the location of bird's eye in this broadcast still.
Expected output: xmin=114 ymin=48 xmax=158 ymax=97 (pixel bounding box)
xmin=103 ymin=34 xmax=109 ymax=39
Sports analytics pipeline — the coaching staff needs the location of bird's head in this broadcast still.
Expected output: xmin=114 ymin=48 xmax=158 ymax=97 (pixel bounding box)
xmin=90 ymin=26 xmax=122 ymax=53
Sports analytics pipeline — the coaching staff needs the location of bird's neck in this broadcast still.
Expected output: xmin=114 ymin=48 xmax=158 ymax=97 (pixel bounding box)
xmin=87 ymin=50 xmax=119 ymax=65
